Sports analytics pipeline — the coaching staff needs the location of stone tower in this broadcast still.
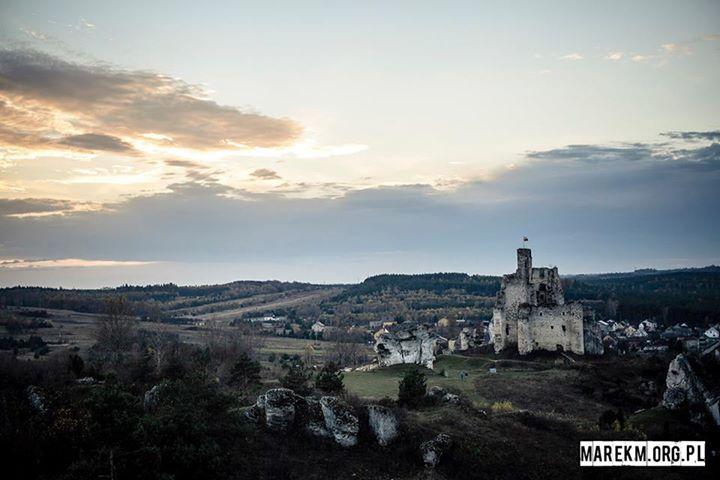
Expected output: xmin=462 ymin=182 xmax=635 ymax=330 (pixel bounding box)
xmin=516 ymin=248 xmax=532 ymax=282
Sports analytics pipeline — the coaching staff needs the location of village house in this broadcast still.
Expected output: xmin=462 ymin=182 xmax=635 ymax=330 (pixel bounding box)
xmin=311 ymin=321 xmax=325 ymax=335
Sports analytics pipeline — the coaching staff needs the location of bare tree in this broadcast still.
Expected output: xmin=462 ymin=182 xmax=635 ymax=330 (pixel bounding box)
xmin=95 ymin=296 xmax=138 ymax=353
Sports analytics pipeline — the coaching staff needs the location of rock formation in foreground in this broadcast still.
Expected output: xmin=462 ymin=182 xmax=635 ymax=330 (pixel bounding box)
xmin=247 ymin=388 xmax=398 ymax=448
xmin=662 ymin=354 xmax=720 ymax=427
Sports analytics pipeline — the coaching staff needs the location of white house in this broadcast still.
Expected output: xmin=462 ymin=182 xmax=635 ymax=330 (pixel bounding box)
xmin=311 ymin=321 xmax=326 ymax=335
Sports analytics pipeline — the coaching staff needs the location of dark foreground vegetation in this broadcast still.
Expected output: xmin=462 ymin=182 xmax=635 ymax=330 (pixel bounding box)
xmin=2 ymin=349 xmax=718 ymax=480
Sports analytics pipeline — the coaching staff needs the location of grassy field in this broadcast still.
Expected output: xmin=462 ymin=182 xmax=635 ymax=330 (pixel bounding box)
xmin=344 ymin=355 xmax=491 ymax=401
xmin=344 ymin=353 xmax=663 ymax=428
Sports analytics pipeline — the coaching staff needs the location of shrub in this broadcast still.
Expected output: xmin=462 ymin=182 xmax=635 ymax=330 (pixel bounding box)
xmin=229 ymin=352 xmax=262 ymax=390
xmin=398 ymin=368 xmax=426 ymax=408
xmin=490 ymin=401 xmax=515 ymax=413
xmin=314 ymin=362 xmax=344 ymax=393
xmin=280 ymin=363 xmax=311 ymax=395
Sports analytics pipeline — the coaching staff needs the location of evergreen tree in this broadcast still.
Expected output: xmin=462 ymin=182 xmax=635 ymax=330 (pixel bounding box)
xmin=398 ymin=368 xmax=426 ymax=408
xmin=314 ymin=361 xmax=344 ymax=393
xmin=229 ymin=352 xmax=261 ymax=389
xmin=280 ymin=362 xmax=311 ymax=395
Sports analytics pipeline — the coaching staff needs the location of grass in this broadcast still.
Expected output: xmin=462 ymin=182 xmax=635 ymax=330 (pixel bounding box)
xmin=344 ymin=355 xmax=492 ymax=402
xmin=344 ymin=352 xmax=666 ymax=428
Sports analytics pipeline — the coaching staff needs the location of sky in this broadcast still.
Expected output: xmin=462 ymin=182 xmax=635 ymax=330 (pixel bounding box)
xmin=0 ymin=0 xmax=719 ymax=287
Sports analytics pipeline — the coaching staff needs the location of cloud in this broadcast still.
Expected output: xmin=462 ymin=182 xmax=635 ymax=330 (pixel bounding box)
xmin=0 ymin=258 xmax=153 ymax=270
xmin=0 ymin=130 xmax=717 ymax=283
xmin=559 ymin=53 xmax=584 ymax=61
xmin=19 ymin=27 xmax=48 ymax=41
xmin=249 ymin=168 xmax=281 ymax=180
xmin=58 ymin=133 xmax=136 ymax=153
xmin=0 ymin=198 xmax=75 ymax=216
xmin=163 ymin=158 xmax=222 ymax=184
xmin=0 ymin=49 xmax=302 ymax=155
xmin=79 ymin=18 xmax=95 ymax=30
xmin=604 ymin=52 xmax=623 ymax=61
xmin=0 ymin=198 xmax=103 ymax=218
xmin=661 ymin=130 xmax=720 ymax=142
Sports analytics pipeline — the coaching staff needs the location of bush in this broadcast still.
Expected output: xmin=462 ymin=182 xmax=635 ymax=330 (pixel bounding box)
xmin=280 ymin=363 xmax=311 ymax=395
xmin=314 ymin=362 xmax=344 ymax=393
xmin=229 ymin=352 xmax=261 ymax=390
xmin=490 ymin=401 xmax=515 ymax=413
xmin=398 ymin=368 xmax=426 ymax=408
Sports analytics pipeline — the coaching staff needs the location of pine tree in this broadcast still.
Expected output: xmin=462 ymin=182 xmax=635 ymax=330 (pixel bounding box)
xmin=398 ymin=368 xmax=426 ymax=408
xmin=314 ymin=361 xmax=344 ymax=393
xmin=229 ymin=352 xmax=261 ymax=389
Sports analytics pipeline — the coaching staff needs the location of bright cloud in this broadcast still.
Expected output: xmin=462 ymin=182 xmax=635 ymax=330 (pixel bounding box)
xmin=559 ymin=53 xmax=584 ymax=60
xmin=0 ymin=258 xmax=155 ymax=269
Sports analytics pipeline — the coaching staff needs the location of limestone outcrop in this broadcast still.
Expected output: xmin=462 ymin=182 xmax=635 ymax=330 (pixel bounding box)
xmin=264 ymin=388 xmax=300 ymax=431
xmin=304 ymin=397 xmax=332 ymax=439
xmin=583 ymin=320 xmax=605 ymax=356
xmin=367 ymin=405 xmax=399 ymax=446
xmin=320 ymin=396 xmax=360 ymax=447
xmin=420 ymin=433 xmax=452 ymax=468
xmin=455 ymin=327 xmax=478 ymax=352
xmin=374 ymin=324 xmax=437 ymax=369
xmin=427 ymin=386 xmax=461 ymax=405
xmin=25 ymin=386 xmax=45 ymax=414
xmin=661 ymin=354 xmax=720 ymax=427
xmin=143 ymin=384 xmax=164 ymax=411
xmin=662 ymin=354 xmax=708 ymax=409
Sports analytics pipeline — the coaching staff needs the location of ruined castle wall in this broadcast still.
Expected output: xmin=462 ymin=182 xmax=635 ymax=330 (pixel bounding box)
xmin=520 ymin=304 xmax=584 ymax=355
xmin=492 ymin=275 xmax=528 ymax=352
xmin=529 ymin=267 xmax=564 ymax=306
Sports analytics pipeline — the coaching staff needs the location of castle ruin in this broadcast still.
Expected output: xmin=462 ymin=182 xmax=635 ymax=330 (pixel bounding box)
xmin=491 ymin=247 xmax=585 ymax=355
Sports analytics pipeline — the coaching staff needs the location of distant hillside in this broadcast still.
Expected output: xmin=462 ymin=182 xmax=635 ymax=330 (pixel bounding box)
xmin=2 ymin=266 xmax=719 ymax=327
xmin=0 ymin=281 xmax=329 ymax=318
xmin=564 ymin=269 xmax=720 ymax=325
xmin=568 ymin=265 xmax=720 ymax=279
xmin=335 ymin=273 xmax=501 ymax=300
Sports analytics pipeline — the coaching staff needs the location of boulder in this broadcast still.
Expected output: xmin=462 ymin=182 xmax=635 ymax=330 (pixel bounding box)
xmin=443 ymin=393 xmax=461 ymax=405
xmin=662 ymin=388 xmax=687 ymax=410
xmin=375 ymin=324 xmax=437 ymax=369
xmin=25 ymin=386 xmax=45 ymax=414
xmin=320 ymin=396 xmax=359 ymax=447
xmin=265 ymin=388 xmax=299 ymax=431
xmin=662 ymin=354 xmax=709 ymax=410
xmin=427 ymin=386 xmax=447 ymax=400
xmin=427 ymin=386 xmax=460 ymax=405
xmin=367 ymin=405 xmax=399 ymax=446
xmin=143 ymin=384 xmax=163 ymax=411
xmin=420 ymin=433 xmax=452 ymax=468
xmin=456 ymin=327 xmax=478 ymax=351
xmin=245 ymin=393 xmax=267 ymax=422
xmin=303 ymin=398 xmax=332 ymax=439
xmin=244 ymin=403 xmax=265 ymax=422
xmin=583 ymin=320 xmax=605 ymax=356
